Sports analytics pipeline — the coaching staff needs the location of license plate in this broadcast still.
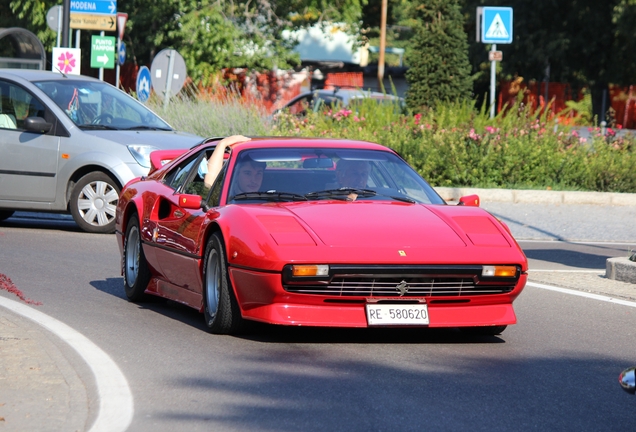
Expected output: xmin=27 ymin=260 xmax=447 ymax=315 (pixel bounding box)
xmin=365 ymin=304 xmax=429 ymax=326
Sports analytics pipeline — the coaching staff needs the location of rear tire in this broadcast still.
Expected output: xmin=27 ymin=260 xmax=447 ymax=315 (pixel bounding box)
xmin=70 ymin=172 xmax=120 ymax=234
xmin=461 ymin=325 xmax=507 ymax=336
xmin=123 ymin=214 xmax=150 ymax=301
xmin=0 ymin=210 xmax=14 ymax=221
xmin=202 ymin=232 xmax=244 ymax=334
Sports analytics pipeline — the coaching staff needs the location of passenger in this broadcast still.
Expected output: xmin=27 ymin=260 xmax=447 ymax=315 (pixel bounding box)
xmin=335 ymin=159 xmax=370 ymax=189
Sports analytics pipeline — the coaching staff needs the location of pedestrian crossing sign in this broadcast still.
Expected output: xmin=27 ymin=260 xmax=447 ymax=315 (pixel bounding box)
xmin=481 ymin=7 xmax=513 ymax=44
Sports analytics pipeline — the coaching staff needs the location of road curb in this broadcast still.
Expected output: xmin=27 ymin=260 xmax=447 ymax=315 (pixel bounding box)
xmin=435 ymin=187 xmax=636 ymax=206
xmin=607 ymin=257 xmax=636 ymax=284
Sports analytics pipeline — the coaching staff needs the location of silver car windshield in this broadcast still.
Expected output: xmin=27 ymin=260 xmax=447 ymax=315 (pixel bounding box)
xmin=33 ymin=79 xmax=172 ymax=130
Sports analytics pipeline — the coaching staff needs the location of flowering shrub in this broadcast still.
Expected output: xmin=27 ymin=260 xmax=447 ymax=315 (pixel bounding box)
xmin=273 ymin=99 xmax=636 ymax=193
xmin=159 ymin=94 xmax=636 ymax=192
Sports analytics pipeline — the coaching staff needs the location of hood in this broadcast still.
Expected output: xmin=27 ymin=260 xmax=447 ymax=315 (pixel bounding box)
xmin=226 ymin=201 xmax=526 ymax=269
xmin=284 ymin=201 xmax=468 ymax=248
xmin=80 ymin=129 xmax=203 ymax=149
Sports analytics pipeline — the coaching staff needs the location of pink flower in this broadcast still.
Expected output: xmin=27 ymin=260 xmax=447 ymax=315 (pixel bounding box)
xmin=414 ymin=113 xmax=422 ymax=125
xmin=57 ymin=51 xmax=76 ymax=74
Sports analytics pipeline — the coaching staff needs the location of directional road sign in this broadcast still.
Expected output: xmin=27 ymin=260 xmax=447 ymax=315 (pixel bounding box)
xmin=70 ymin=1 xmax=117 ymax=31
xmin=91 ymin=35 xmax=116 ymax=69
xmin=481 ymin=7 xmax=513 ymax=44
xmin=136 ymin=66 xmax=152 ymax=103
xmin=118 ymin=41 xmax=126 ymax=65
xmin=70 ymin=0 xmax=117 ymax=14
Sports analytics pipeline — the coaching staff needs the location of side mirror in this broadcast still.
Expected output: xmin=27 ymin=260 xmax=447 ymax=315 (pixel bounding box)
xmin=24 ymin=117 xmax=52 ymax=133
xmin=458 ymin=194 xmax=480 ymax=207
xmin=620 ymin=367 xmax=636 ymax=394
xmin=177 ymin=194 xmax=209 ymax=211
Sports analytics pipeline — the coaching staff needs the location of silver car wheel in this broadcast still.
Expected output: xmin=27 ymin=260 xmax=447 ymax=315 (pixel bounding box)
xmin=125 ymin=225 xmax=140 ymax=286
xmin=205 ymin=249 xmax=220 ymax=319
xmin=76 ymin=180 xmax=118 ymax=227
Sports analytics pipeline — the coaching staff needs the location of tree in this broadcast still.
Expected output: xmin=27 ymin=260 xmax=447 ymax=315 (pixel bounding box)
xmin=463 ymin=0 xmax=636 ymax=123
xmin=405 ymin=0 xmax=472 ymax=110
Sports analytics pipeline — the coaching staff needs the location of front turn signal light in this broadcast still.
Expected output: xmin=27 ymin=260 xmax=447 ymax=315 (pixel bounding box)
xmin=482 ymin=265 xmax=517 ymax=277
xmin=291 ymin=265 xmax=329 ymax=277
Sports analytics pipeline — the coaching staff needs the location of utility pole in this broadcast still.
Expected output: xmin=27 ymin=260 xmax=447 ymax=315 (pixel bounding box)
xmin=378 ymin=0 xmax=388 ymax=93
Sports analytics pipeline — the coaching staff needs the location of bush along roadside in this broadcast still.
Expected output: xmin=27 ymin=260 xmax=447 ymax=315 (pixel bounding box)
xmin=272 ymin=99 xmax=636 ymax=193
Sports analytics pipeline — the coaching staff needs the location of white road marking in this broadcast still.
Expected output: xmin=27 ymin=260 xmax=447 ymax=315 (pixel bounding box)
xmin=527 ymin=281 xmax=636 ymax=308
xmin=0 ymin=296 xmax=133 ymax=432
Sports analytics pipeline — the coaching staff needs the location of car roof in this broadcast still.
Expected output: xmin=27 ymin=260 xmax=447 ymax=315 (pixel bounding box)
xmin=0 ymin=69 xmax=101 ymax=83
xmin=205 ymin=136 xmax=394 ymax=153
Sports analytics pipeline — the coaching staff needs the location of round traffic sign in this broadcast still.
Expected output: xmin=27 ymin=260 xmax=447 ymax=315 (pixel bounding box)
xmin=136 ymin=66 xmax=152 ymax=103
xmin=46 ymin=5 xmax=62 ymax=32
xmin=150 ymin=49 xmax=187 ymax=100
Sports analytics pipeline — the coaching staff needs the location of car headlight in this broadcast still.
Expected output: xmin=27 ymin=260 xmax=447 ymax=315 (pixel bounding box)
xmin=127 ymin=145 xmax=159 ymax=169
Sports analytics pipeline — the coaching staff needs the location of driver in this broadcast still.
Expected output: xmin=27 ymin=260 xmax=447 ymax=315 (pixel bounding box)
xmin=335 ymin=159 xmax=370 ymax=189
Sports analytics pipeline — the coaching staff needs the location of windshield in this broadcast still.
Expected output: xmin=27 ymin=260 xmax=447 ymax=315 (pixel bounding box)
xmin=33 ymin=79 xmax=172 ymax=130
xmin=226 ymin=148 xmax=445 ymax=205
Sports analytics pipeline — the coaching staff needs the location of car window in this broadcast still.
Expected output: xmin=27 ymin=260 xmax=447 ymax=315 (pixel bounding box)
xmin=287 ymin=95 xmax=313 ymax=115
xmin=34 ymin=79 xmax=171 ymax=130
xmin=182 ymin=149 xmax=217 ymax=198
xmin=164 ymin=153 xmax=200 ymax=192
xmin=0 ymin=80 xmax=46 ymax=130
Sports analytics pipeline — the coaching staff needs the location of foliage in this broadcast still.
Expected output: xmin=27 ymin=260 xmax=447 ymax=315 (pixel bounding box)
xmin=149 ymin=88 xmax=272 ymax=137
xmin=270 ymin=97 xmax=636 ymax=193
xmin=405 ymin=0 xmax=473 ymax=110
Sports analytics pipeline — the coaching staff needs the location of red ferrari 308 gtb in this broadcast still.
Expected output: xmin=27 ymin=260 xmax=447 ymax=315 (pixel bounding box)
xmin=115 ymin=137 xmax=527 ymax=335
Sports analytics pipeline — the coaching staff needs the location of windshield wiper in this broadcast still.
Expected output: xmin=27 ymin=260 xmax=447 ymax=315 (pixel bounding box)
xmin=122 ymin=126 xmax=172 ymax=131
xmin=231 ymin=191 xmax=308 ymax=202
xmin=78 ymin=124 xmax=119 ymax=130
xmin=305 ymin=188 xmax=416 ymax=203
xmin=305 ymin=188 xmax=377 ymax=201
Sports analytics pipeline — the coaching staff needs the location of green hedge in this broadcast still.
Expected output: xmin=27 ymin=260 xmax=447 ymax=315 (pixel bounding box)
xmin=158 ymin=95 xmax=636 ymax=193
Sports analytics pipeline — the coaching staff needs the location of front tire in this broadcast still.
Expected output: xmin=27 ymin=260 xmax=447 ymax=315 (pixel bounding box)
xmin=70 ymin=172 xmax=120 ymax=234
xmin=202 ymin=233 xmax=244 ymax=334
xmin=123 ymin=214 xmax=150 ymax=301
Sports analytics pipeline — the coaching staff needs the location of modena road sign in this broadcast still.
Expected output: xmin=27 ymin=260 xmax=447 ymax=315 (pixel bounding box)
xmin=481 ymin=7 xmax=513 ymax=44
xmin=91 ymin=35 xmax=116 ymax=69
xmin=70 ymin=1 xmax=117 ymax=31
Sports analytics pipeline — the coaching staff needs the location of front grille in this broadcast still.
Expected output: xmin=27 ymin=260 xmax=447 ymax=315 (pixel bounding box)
xmin=283 ymin=265 xmax=517 ymax=298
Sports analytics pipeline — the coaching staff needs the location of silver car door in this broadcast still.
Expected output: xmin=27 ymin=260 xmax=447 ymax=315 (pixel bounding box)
xmin=0 ymin=80 xmax=60 ymax=203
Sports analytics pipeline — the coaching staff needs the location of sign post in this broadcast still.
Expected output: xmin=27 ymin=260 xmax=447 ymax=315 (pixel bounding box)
xmin=478 ymin=6 xmax=513 ymax=118
xmin=115 ymin=12 xmax=128 ymax=88
xmin=70 ymin=0 xmax=117 ymax=31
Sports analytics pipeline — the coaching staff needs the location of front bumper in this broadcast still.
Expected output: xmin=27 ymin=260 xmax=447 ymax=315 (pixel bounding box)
xmin=229 ymin=267 xmax=526 ymax=328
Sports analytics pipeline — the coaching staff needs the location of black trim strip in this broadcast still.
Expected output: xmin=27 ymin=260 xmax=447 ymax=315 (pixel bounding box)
xmin=142 ymin=240 xmax=201 ymax=259
xmin=0 ymin=169 xmax=56 ymax=178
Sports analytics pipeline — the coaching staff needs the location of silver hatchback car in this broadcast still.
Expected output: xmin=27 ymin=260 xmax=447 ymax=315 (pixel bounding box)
xmin=0 ymin=69 xmax=203 ymax=233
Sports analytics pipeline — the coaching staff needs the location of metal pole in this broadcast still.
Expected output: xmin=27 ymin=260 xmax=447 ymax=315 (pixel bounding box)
xmin=163 ymin=50 xmax=176 ymax=110
xmin=56 ymin=5 xmax=62 ymax=47
xmin=115 ymin=38 xmax=121 ymax=88
xmin=75 ymin=30 xmax=80 ymax=49
xmin=99 ymin=31 xmax=105 ymax=81
xmin=62 ymin=0 xmax=70 ymax=47
xmin=490 ymin=44 xmax=497 ymax=119
xmin=377 ymin=0 xmax=388 ymax=93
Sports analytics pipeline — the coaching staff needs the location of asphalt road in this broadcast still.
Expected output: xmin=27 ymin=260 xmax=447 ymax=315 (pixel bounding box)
xmin=0 ymin=206 xmax=635 ymax=431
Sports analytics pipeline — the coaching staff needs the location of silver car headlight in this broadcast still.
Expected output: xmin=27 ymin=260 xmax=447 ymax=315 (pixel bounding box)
xmin=127 ymin=145 xmax=159 ymax=169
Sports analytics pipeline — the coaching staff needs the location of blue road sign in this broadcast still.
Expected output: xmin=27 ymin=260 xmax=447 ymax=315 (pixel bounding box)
xmin=481 ymin=7 xmax=513 ymax=44
xmin=70 ymin=1 xmax=117 ymax=15
xmin=118 ymin=42 xmax=126 ymax=66
xmin=136 ymin=66 xmax=152 ymax=103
